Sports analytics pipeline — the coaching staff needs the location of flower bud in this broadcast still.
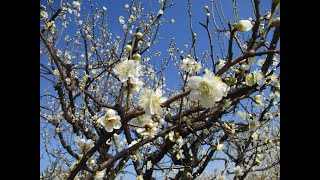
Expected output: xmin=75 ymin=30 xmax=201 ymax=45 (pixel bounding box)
xmin=135 ymin=32 xmax=143 ymax=39
xmin=206 ymin=13 xmax=210 ymax=19
xmin=125 ymin=45 xmax=132 ymax=52
xmin=235 ymin=20 xmax=253 ymax=32
xmin=133 ymin=53 xmax=141 ymax=60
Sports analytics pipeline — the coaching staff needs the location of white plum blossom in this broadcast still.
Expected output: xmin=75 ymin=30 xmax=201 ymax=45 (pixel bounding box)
xmin=216 ymin=143 xmax=224 ymax=152
xmin=75 ymin=137 xmax=95 ymax=153
xmin=147 ymin=161 xmax=152 ymax=170
xmin=53 ymin=69 xmax=60 ymax=77
xmin=193 ymin=61 xmax=202 ymax=73
xmin=119 ymin=16 xmax=125 ymax=24
xmin=168 ymin=131 xmax=183 ymax=147
xmin=269 ymin=92 xmax=280 ymax=99
xmin=94 ymin=169 xmax=106 ymax=180
xmin=128 ymin=140 xmax=138 ymax=147
xmin=254 ymin=94 xmax=263 ymax=104
xmin=253 ymin=70 xmax=264 ymax=84
xmin=237 ymin=111 xmax=247 ymax=120
xmin=251 ymin=131 xmax=259 ymax=140
xmin=97 ymin=109 xmax=122 ymax=132
xmin=257 ymin=59 xmax=265 ymax=66
xmin=188 ymin=69 xmax=229 ymax=108
xmin=113 ymin=59 xmax=141 ymax=82
xmin=129 ymin=114 xmax=151 ymax=127
xmin=40 ymin=11 xmax=48 ymax=19
xmin=234 ymin=166 xmax=244 ymax=176
xmin=136 ymin=175 xmax=144 ymax=180
xmin=249 ymin=119 xmax=260 ymax=131
xmin=235 ymin=20 xmax=253 ymax=32
xmin=216 ymin=60 xmax=226 ymax=71
xmin=176 ymin=149 xmax=185 ymax=160
xmin=158 ymin=9 xmax=164 ymax=15
xmin=73 ymin=1 xmax=81 ymax=11
xmin=245 ymin=70 xmax=264 ymax=86
xmin=245 ymin=73 xmax=255 ymax=86
xmin=267 ymin=73 xmax=279 ymax=83
xmin=180 ymin=57 xmax=201 ymax=74
xmin=136 ymin=122 xmax=158 ymax=138
xmin=240 ymin=63 xmax=250 ymax=71
xmin=138 ymin=88 xmax=167 ymax=115
xmin=124 ymin=77 xmax=143 ymax=94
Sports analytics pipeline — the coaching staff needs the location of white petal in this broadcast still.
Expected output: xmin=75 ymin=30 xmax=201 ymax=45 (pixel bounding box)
xmin=188 ymin=76 xmax=202 ymax=89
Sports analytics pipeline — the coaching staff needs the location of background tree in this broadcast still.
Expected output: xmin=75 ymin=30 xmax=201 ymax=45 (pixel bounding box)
xmin=40 ymin=0 xmax=280 ymax=179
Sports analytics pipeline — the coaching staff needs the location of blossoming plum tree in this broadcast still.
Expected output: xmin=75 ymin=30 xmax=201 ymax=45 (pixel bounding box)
xmin=40 ymin=0 xmax=280 ymax=179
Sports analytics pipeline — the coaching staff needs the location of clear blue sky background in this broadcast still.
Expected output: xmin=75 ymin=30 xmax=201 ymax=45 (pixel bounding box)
xmin=40 ymin=0 xmax=278 ymax=178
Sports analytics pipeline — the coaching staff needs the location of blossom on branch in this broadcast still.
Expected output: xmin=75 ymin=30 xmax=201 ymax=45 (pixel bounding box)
xmin=113 ymin=58 xmax=141 ymax=82
xmin=235 ymin=20 xmax=253 ymax=32
xmin=188 ymin=69 xmax=229 ymax=108
xmin=97 ymin=109 xmax=122 ymax=132
xmin=138 ymin=88 xmax=167 ymax=116
xmin=75 ymin=137 xmax=95 ymax=153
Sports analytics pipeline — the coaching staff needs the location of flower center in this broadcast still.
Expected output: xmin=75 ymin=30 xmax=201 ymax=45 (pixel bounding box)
xmin=199 ymin=81 xmax=214 ymax=97
xmin=82 ymin=144 xmax=90 ymax=152
xmin=104 ymin=117 xmax=117 ymax=126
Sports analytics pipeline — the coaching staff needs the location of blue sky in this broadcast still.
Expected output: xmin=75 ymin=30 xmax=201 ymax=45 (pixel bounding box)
xmin=40 ymin=0 xmax=279 ymax=178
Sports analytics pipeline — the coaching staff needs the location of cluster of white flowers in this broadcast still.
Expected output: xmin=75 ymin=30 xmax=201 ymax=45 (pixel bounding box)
xmin=124 ymin=77 xmax=143 ymax=94
xmin=138 ymin=88 xmax=167 ymax=116
xmin=245 ymin=70 xmax=264 ymax=86
xmin=188 ymin=69 xmax=229 ymax=108
xmin=75 ymin=137 xmax=95 ymax=153
xmin=180 ymin=57 xmax=202 ymax=74
xmin=72 ymin=1 xmax=81 ymax=11
xmin=97 ymin=109 xmax=122 ymax=132
xmin=113 ymin=58 xmax=142 ymax=82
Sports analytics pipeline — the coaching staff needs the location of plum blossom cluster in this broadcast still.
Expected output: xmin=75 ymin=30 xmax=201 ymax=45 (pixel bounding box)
xmin=133 ymin=88 xmax=168 ymax=137
xmin=113 ymin=57 xmax=142 ymax=83
xmin=138 ymin=88 xmax=167 ymax=116
xmin=188 ymin=69 xmax=229 ymax=108
xmin=75 ymin=137 xmax=95 ymax=153
xmin=245 ymin=70 xmax=264 ymax=86
xmin=180 ymin=57 xmax=202 ymax=74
